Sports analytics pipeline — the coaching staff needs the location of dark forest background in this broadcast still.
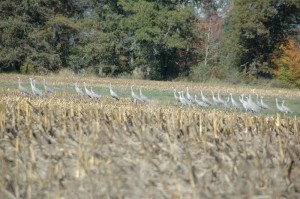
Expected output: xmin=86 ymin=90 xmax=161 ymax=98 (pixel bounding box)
xmin=1 ymin=0 xmax=299 ymax=86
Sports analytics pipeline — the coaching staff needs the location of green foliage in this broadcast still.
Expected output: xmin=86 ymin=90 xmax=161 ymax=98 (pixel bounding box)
xmin=223 ymin=0 xmax=300 ymax=78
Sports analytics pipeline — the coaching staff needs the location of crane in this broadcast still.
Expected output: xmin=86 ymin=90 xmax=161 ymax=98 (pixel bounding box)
xmin=109 ymin=82 xmax=120 ymax=101
xmin=229 ymin=93 xmax=241 ymax=110
xmin=75 ymin=83 xmax=84 ymax=96
xmin=83 ymin=82 xmax=95 ymax=99
xmin=173 ymin=89 xmax=180 ymax=102
xmin=186 ymin=87 xmax=194 ymax=103
xmin=17 ymin=77 xmax=31 ymax=95
xmin=178 ymin=91 xmax=191 ymax=107
xmin=90 ymin=87 xmax=101 ymax=99
xmin=260 ymin=96 xmax=271 ymax=110
xmin=139 ymin=86 xmax=150 ymax=102
xmin=29 ymin=78 xmax=42 ymax=96
xmin=211 ymin=91 xmax=220 ymax=105
xmin=247 ymin=94 xmax=260 ymax=112
xmin=275 ymin=98 xmax=285 ymax=113
xmin=200 ymin=90 xmax=212 ymax=105
xmin=281 ymin=100 xmax=292 ymax=114
xmin=43 ymin=79 xmax=55 ymax=93
xmin=195 ymin=95 xmax=209 ymax=108
xmin=131 ymin=85 xmax=143 ymax=103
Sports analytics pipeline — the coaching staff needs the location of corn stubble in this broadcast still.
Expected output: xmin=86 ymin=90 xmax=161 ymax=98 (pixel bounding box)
xmin=0 ymin=91 xmax=299 ymax=199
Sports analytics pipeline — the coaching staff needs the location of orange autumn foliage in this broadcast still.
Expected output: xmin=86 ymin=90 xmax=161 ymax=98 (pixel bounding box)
xmin=273 ymin=38 xmax=300 ymax=87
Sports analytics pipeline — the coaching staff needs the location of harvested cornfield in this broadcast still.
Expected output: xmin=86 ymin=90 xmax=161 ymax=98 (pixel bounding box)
xmin=0 ymin=74 xmax=300 ymax=199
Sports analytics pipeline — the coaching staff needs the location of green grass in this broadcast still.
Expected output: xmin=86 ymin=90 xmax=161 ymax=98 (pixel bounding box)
xmin=2 ymin=74 xmax=299 ymax=116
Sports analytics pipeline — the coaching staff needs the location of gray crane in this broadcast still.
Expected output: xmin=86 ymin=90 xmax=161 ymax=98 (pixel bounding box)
xmin=195 ymin=95 xmax=209 ymax=108
xmin=230 ymin=93 xmax=241 ymax=110
xmin=186 ymin=87 xmax=194 ymax=103
xmin=200 ymin=90 xmax=212 ymax=105
xmin=131 ymin=85 xmax=143 ymax=103
xmin=17 ymin=77 xmax=31 ymax=95
xmin=90 ymin=87 xmax=101 ymax=99
xmin=281 ymin=100 xmax=292 ymax=114
xmin=217 ymin=92 xmax=227 ymax=107
xmin=173 ymin=89 xmax=180 ymax=102
xmin=275 ymin=98 xmax=285 ymax=113
xmin=75 ymin=83 xmax=84 ymax=96
xmin=211 ymin=91 xmax=220 ymax=105
xmin=255 ymin=93 xmax=262 ymax=108
xmin=178 ymin=91 xmax=191 ymax=107
xmin=83 ymin=82 xmax=95 ymax=99
xmin=109 ymin=82 xmax=119 ymax=100
xmin=43 ymin=79 xmax=55 ymax=93
xmin=247 ymin=94 xmax=260 ymax=112
xmin=260 ymin=96 xmax=271 ymax=110
xmin=139 ymin=86 xmax=150 ymax=102
xmin=29 ymin=78 xmax=42 ymax=96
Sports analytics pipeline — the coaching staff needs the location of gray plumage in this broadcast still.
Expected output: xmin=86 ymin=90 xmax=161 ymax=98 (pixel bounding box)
xmin=90 ymin=87 xmax=101 ymax=99
xmin=110 ymin=82 xmax=119 ymax=100
xmin=75 ymin=83 xmax=84 ymax=96
xmin=260 ymin=96 xmax=271 ymax=110
xmin=195 ymin=95 xmax=209 ymax=108
xmin=281 ymin=100 xmax=292 ymax=113
xmin=139 ymin=86 xmax=150 ymax=102
xmin=200 ymin=91 xmax=212 ymax=105
xmin=230 ymin=93 xmax=241 ymax=110
xmin=186 ymin=87 xmax=194 ymax=103
xmin=29 ymin=78 xmax=42 ymax=96
xmin=174 ymin=89 xmax=180 ymax=102
xmin=17 ymin=77 xmax=31 ymax=95
xmin=131 ymin=85 xmax=143 ymax=103
xmin=43 ymin=79 xmax=55 ymax=93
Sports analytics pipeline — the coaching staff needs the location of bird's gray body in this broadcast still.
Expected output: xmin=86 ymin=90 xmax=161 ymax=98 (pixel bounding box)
xmin=29 ymin=78 xmax=42 ymax=96
xmin=110 ymin=82 xmax=119 ymax=100
xmin=17 ymin=77 xmax=31 ymax=95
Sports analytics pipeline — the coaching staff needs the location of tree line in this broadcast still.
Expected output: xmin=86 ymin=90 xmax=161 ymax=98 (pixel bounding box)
xmin=0 ymin=0 xmax=299 ymax=86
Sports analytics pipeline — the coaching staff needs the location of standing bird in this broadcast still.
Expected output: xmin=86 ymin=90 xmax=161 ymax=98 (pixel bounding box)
xmin=139 ymin=86 xmax=150 ymax=102
xmin=17 ymin=77 xmax=31 ymax=95
xmin=247 ymin=94 xmax=261 ymax=112
xmin=83 ymin=82 xmax=95 ymax=98
xmin=29 ymin=78 xmax=42 ymax=96
xmin=186 ymin=87 xmax=194 ymax=103
xmin=217 ymin=92 xmax=228 ymax=107
xmin=109 ymin=82 xmax=119 ymax=101
xmin=211 ymin=91 xmax=220 ymax=105
xmin=260 ymin=96 xmax=271 ymax=110
xmin=131 ymin=85 xmax=143 ymax=103
xmin=43 ymin=79 xmax=55 ymax=93
xmin=275 ymin=98 xmax=285 ymax=113
xmin=200 ymin=91 xmax=212 ymax=105
xmin=195 ymin=95 xmax=209 ymax=108
xmin=75 ymin=83 xmax=84 ymax=96
xmin=178 ymin=91 xmax=191 ymax=107
xmin=173 ymin=89 xmax=180 ymax=102
xmin=90 ymin=87 xmax=101 ymax=99
xmin=281 ymin=100 xmax=292 ymax=114
xmin=230 ymin=93 xmax=241 ymax=110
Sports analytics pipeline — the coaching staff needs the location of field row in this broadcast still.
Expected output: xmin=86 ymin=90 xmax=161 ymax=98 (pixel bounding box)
xmin=0 ymin=93 xmax=299 ymax=198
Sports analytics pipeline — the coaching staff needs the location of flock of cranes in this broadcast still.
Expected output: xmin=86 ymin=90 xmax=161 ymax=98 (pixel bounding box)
xmin=173 ymin=87 xmax=293 ymax=114
xmin=17 ymin=77 xmax=294 ymax=114
xmin=17 ymin=77 xmax=150 ymax=103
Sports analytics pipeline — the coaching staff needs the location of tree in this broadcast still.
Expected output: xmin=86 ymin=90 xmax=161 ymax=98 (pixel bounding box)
xmin=117 ymin=0 xmax=199 ymax=79
xmin=223 ymin=0 xmax=300 ymax=78
xmin=272 ymin=37 xmax=300 ymax=87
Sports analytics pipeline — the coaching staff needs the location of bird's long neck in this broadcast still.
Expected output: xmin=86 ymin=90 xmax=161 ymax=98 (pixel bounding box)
xmin=30 ymin=79 xmax=34 ymax=89
xmin=18 ymin=78 xmax=21 ymax=88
